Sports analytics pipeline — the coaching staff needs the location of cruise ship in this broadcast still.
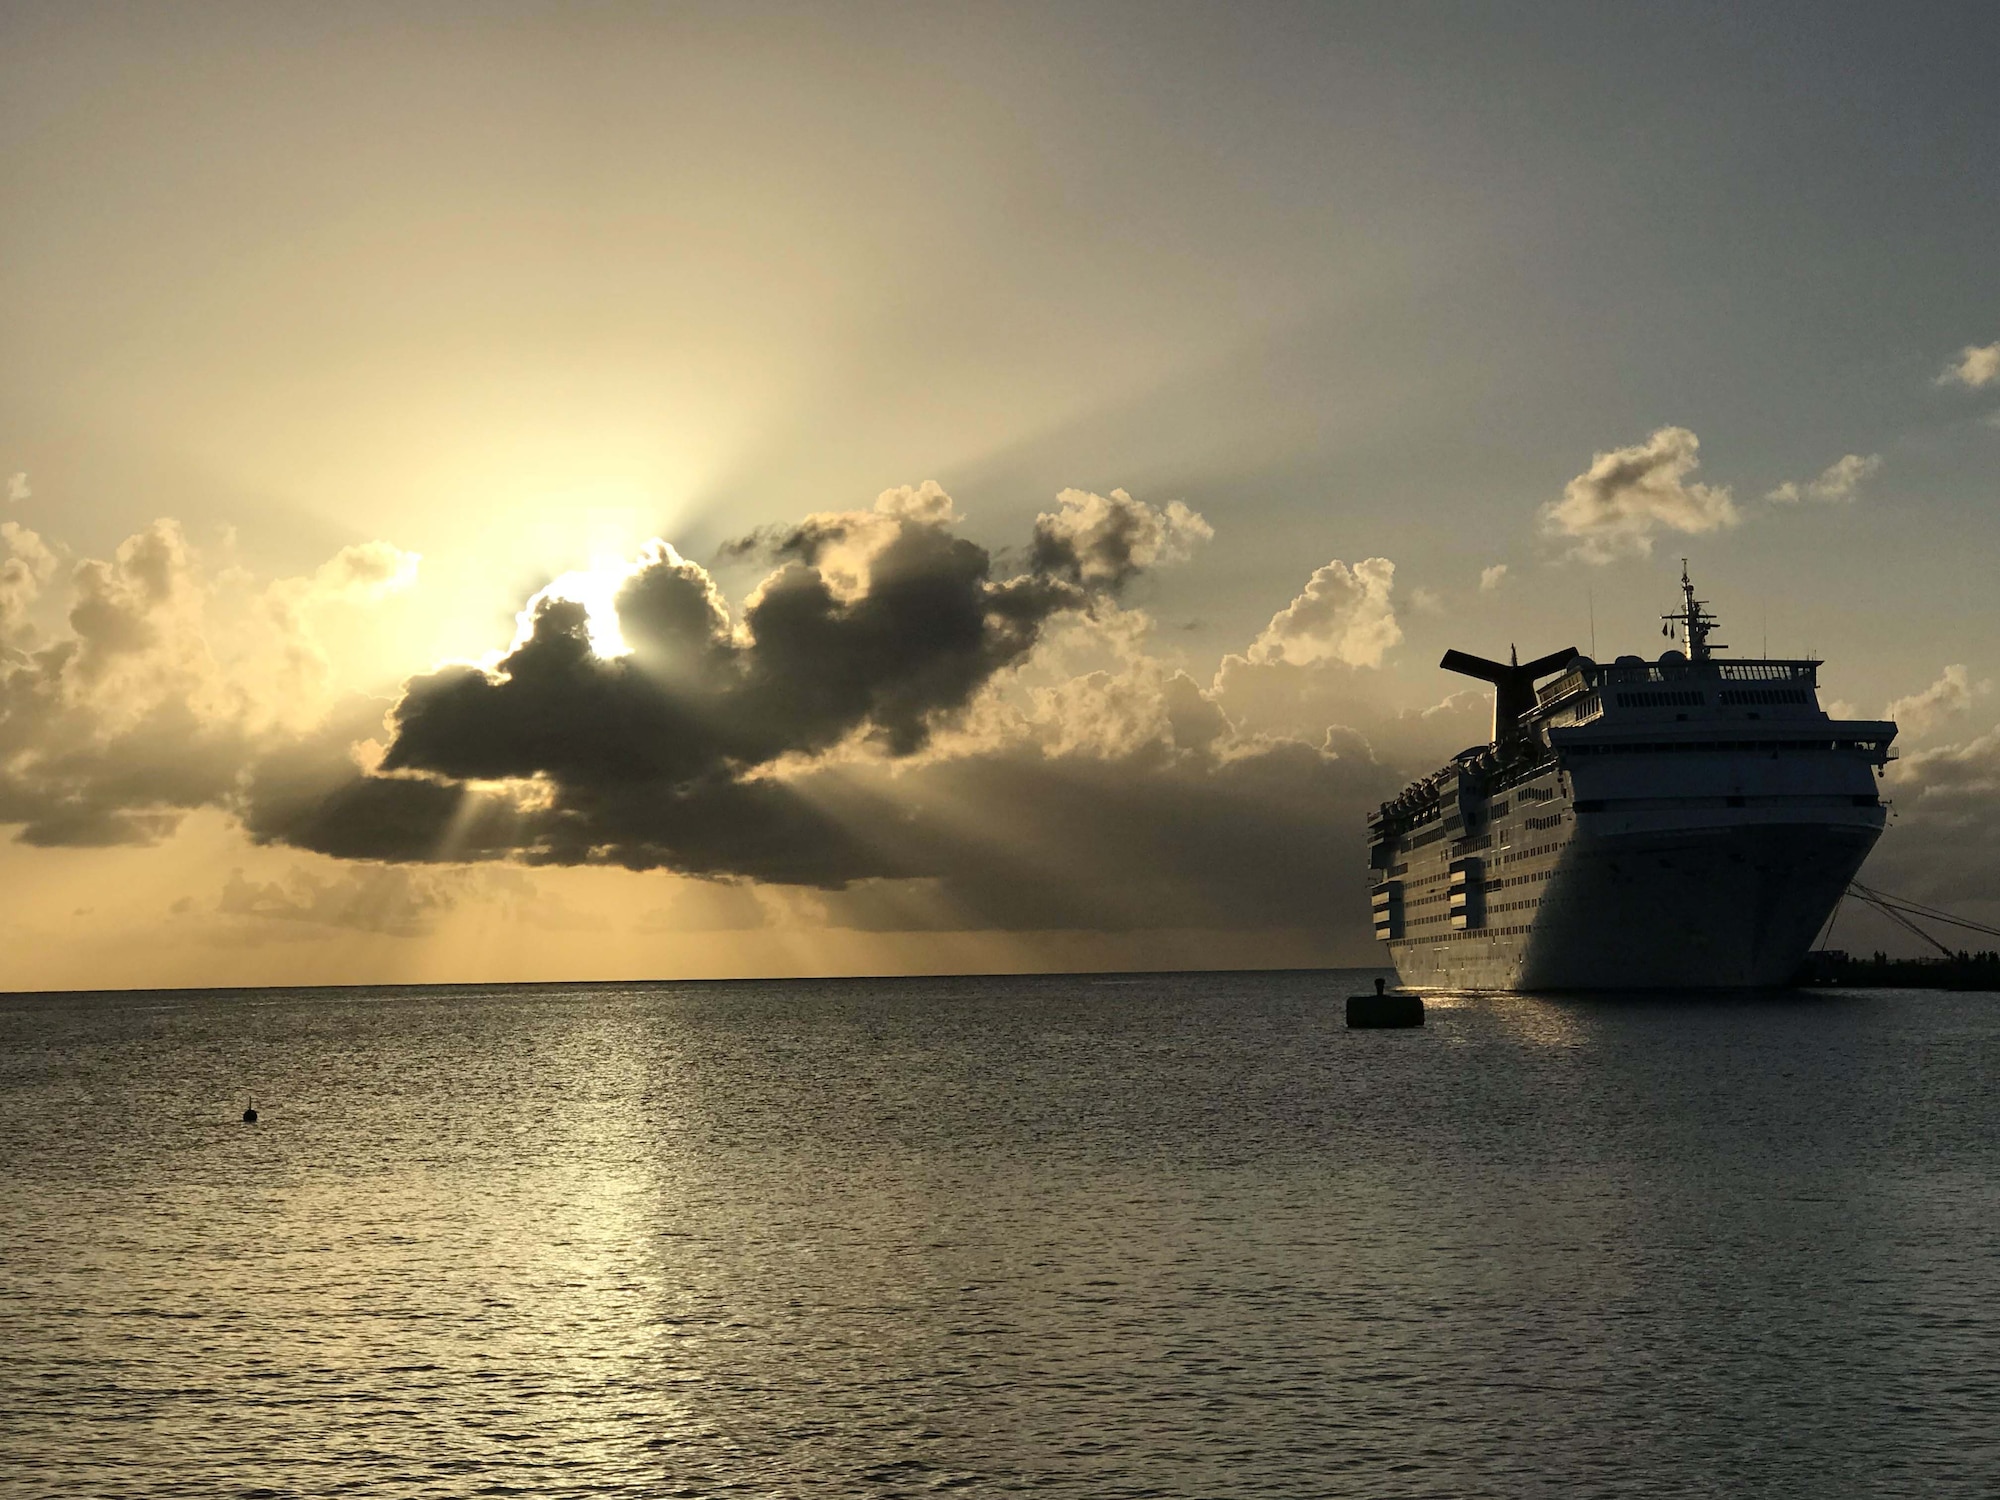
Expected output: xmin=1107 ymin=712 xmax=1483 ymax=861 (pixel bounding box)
xmin=1368 ymin=568 xmax=1897 ymax=989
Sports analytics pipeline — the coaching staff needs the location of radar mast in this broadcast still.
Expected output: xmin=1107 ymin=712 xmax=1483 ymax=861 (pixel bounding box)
xmin=1663 ymin=560 xmax=1724 ymax=660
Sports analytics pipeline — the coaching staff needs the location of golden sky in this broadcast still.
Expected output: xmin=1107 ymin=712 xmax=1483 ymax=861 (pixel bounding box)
xmin=4 ymin=4 xmax=1998 ymax=988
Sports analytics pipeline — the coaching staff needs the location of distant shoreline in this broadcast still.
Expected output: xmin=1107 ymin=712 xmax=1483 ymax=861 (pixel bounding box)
xmin=1797 ymin=951 xmax=2000 ymax=991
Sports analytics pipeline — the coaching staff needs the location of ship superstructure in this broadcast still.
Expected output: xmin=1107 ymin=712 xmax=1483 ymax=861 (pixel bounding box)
xmin=1368 ymin=568 xmax=1896 ymax=989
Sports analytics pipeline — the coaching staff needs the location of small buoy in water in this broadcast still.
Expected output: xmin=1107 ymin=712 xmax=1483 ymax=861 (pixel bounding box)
xmin=1347 ymin=977 xmax=1423 ymax=1029
xmin=242 ymin=1098 xmax=258 ymax=1124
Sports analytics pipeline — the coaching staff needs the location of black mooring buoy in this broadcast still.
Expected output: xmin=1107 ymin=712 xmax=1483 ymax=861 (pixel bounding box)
xmin=242 ymin=1098 xmax=258 ymax=1124
xmin=1347 ymin=977 xmax=1424 ymax=1029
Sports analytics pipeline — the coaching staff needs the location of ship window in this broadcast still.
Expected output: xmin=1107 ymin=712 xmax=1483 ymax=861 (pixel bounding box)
xmin=1614 ymin=690 xmax=1705 ymax=708
xmin=1718 ymin=688 xmax=1810 ymax=706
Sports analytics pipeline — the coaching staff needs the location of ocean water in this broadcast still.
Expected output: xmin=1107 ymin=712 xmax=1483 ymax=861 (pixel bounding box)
xmin=1 ymin=971 xmax=1994 ymax=1498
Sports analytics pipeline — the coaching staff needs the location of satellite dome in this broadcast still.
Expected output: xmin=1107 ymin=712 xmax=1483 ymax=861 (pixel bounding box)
xmin=1659 ymin=649 xmax=1688 ymax=664
xmin=1615 ymin=654 xmax=1644 ymax=667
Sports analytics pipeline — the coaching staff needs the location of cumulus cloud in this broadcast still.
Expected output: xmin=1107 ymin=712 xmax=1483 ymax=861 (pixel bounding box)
xmin=720 ymin=481 xmax=963 ymax=602
xmin=1239 ymin=558 xmax=1401 ymax=669
xmin=260 ymin=541 xmax=421 ymax=706
xmin=2 ymin=521 xmax=59 ymax=648
xmin=1936 ymin=342 xmax=2000 ymax=390
xmin=1766 ymin=453 xmax=1881 ymax=504
xmin=1884 ymin=664 xmax=1987 ymax=738
xmin=1868 ymin=724 xmax=2000 ymax=911
xmin=251 ymin=485 xmax=1237 ymax=882
xmin=1479 ymin=564 xmax=1507 ymax=592
xmin=7 ymin=473 xmax=28 ymax=504
xmin=1894 ymin=729 xmax=2000 ymax=804
xmin=1542 ymin=427 xmax=1740 ymax=563
xmin=1027 ymin=487 xmax=1213 ymax=591
xmin=0 ymin=520 xmax=420 ymax=849
xmin=382 ymin=496 xmax=1085 ymax=788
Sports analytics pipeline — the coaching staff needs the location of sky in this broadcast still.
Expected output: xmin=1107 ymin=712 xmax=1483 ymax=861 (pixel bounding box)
xmin=3 ymin=0 xmax=1998 ymax=989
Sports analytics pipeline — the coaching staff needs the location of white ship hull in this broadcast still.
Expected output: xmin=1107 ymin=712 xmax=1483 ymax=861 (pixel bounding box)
xmin=1388 ymin=811 xmax=1882 ymax=991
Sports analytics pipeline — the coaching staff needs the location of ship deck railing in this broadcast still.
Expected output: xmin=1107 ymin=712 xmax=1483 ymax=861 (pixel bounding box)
xmin=1369 ymin=747 xmax=1563 ymax=838
xmin=1540 ymin=658 xmax=1820 ymax=702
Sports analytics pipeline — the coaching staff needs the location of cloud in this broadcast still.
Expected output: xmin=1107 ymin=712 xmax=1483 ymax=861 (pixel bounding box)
xmin=256 ymin=486 xmax=1231 ymax=880
xmin=1479 ymin=564 xmax=1507 ymax=592
xmin=303 ymin=541 xmax=421 ymax=601
xmin=1869 ymin=724 xmax=2000 ymax=910
xmin=217 ymin=863 xmax=465 ymax=937
xmin=0 ymin=520 xmax=420 ymax=849
xmin=6 ymin=473 xmax=27 ymax=504
xmin=1766 ymin=453 xmax=1881 ymax=504
xmin=0 ymin=491 xmax=1468 ymax=946
xmin=380 ymin=491 xmax=1095 ymax=790
xmin=239 ymin=508 xmax=1436 ymax=938
xmin=719 ymin=481 xmax=963 ymax=601
xmin=260 ymin=541 xmax=422 ymax=704
xmin=1 ymin=522 xmax=59 ymax=648
xmin=1027 ymin=487 xmax=1213 ymax=592
xmin=211 ymin=861 xmax=609 ymax=941
xmin=1542 ymin=426 xmax=1740 ymax=563
xmin=1241 ymin=558 xmax=1401 ymax=669
xmin=1884 ymin=664 xmax=1987 ymax=738
xmin=1935 ymin=342 xmax=2000 ymax=390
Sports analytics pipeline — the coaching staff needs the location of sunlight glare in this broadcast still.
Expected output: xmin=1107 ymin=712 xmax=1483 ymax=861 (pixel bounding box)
xmin=513 ymin=560 xmax=642 ymax=659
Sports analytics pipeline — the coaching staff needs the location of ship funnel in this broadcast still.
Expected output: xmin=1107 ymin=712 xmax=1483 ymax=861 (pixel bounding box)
xmin=1439 ymin=646 xmax=1579 ymax=741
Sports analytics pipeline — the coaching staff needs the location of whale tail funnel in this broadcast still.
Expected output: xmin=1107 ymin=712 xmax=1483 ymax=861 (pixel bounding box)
xmin=1439 ymin=646 xmax=1578 ymax=741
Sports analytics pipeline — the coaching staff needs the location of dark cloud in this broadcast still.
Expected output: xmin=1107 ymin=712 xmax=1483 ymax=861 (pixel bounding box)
xmin=236 ymin=698 xmax=532 ymax=864
xmin=382 ymin=505 xmax=1085 ymax=793
xmin=327 ymin=490 xmax=1131 ymax=876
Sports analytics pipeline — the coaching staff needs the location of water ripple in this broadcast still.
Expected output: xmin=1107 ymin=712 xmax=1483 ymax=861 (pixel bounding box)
xmin=1 ymin=975 xmax=1995 ymax=1496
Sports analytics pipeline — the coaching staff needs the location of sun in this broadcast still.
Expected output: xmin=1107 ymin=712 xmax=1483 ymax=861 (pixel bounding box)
xmin=511 ymin=560 xmax=640 ymax=659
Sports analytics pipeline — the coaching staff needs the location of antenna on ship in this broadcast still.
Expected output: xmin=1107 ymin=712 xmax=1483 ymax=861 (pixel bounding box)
xmin=1662 ymin=560 xmax=1724 ymax=660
